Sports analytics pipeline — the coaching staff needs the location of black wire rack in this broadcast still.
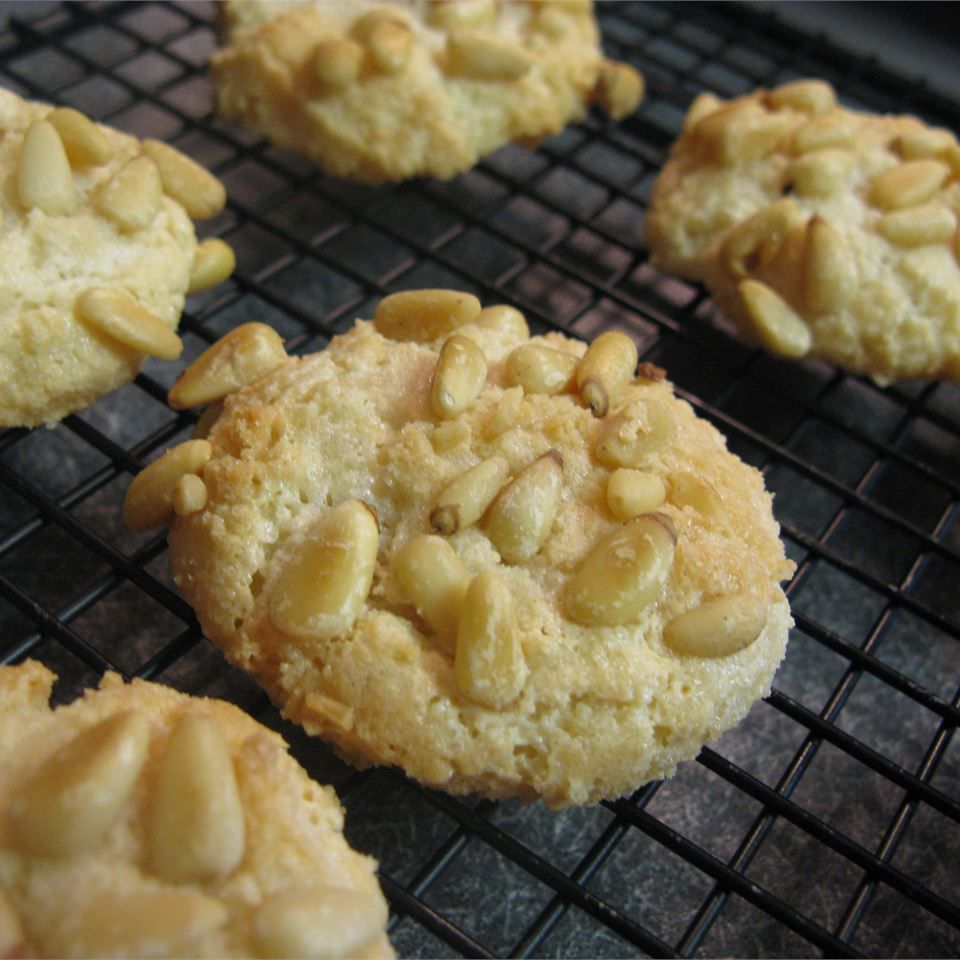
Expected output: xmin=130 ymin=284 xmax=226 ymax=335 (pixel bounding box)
xmin=1 ymin=2 xmax=958 ymax=957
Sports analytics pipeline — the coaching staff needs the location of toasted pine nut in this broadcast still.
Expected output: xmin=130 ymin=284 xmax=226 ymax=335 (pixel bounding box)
xmin=802 ymin=215 xmax=855 ymax=315
xmin=123 ymin=439 xmax=213 ymax=531
xmin=485 ymin=450 xmax=563 ymax=563
xmin=0 ymin=888 xmax=23 ymax=959
xmin=473 ymin=303 xmax=530 ymax=339
xmin=253 ymin=888 xmax=387 ymax=960
xmin=168 ymin=322 xmax=286 ymax=410
xmin=505 ymin=342 xmax=579 ymax=395
xmin=667 ymin=471 xmax=726 ymax=519
xmin=867 ymin=159 xmax=949 ymax=211
xmin=431 ymin=334 xmax=488 ymax=419
xmin=738 ymin=279 xmax=811 ymax=358
xmin=350 ymin=7 xmax=411 ymax=40
xmin=142 ymin=139 xmax=227 ymax=220
xmin=394 ymin=534 xmax=470 ymax=642
xmin=366 ymin=19 xmax=413 ymax=72
xmin=96 ymin=154 xmax=162 ymax=231
xmin=148 ymin=712 xmax=245 ymax=882
xmin=564 ymin=513 xmax=676 ymax=627
xmin=766 ymin=79 xmax=836 ymax=115
xmin=17 ymin=119 xmax=75 ymax=215
xmin=722 ymin=197 xmax=799 ymax=278
xmin=446 ymin=30 xmax=533 ymax=80
xmin=941 ymin=144 xmax=960 ymax=178
xmin=10 ymin=710 xmax=150 ymax=857
xmin=427 ymin=0 xmax=498 ymax=30
xmin=188 ymin=238 xmax=236 ymax=294
xmin=313 ymin=37 xmax=364 ymax=89
xmin=606 ymin=468 xmax=665 ymax=520
xmin=791 ymin=114 xmax=854 ymax=153
xmin=876 ymin=203 xmax=956 ymax=246
xmin=77 ymin=287 xmax=183 ymax=361
xmin=430 ymin=455 xmax=510 ymax=535
xmin=594 ymin=60 xmax=644 ymax=120
xmin=577 ymin=330 xmax=638 ymax=417
xmin=894 ymin=128 xmax=956 ymax=160
xmin=664 ymin=593 xmax=768 ymax=658
xmin=790 ymin=147 xmax=853 ymax=197
xmin=270 ymin=500 xmax=379 ymax=639
xmin=486 ymin=385 xmax=524 ymax=439
xmin=374 ymin=289 xmax=482 ymax=342
xmin=595 ymin=398 xmax=677 ymax=469
xmin=191 ymin=400 xmax=224 ymax=440
xmin=693 ymin=100 xmax=792 ymax=165
xmin=171 ymin=473 xmax=208 ymax=517
xmin=455 ymin=571 xmax=527 ymax=707
xmin=47 ymin=106 xmax=112 ymax=167
xmin=683 ymin=91 xmax=724 ymax=133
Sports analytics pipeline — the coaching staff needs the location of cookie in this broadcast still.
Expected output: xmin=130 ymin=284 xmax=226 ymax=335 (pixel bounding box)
xmin=127 ymin=290 xmax=794 ymax=808
xmin=645 ymin=79 xmax=960 ymax=384
xmin=0 ymin=659 xmax=393 ymax=959
xmin=0 ymin=87 xmax=234 ymax=428
xmin=211 ymin=0 xmax=644 ymax=182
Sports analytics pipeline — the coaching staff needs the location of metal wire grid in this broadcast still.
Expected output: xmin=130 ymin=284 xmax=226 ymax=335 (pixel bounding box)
xmin=0 ymin=1 xmax=958 ymax=956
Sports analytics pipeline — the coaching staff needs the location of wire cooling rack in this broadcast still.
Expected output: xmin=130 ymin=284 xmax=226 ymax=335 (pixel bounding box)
xmin=1 ymin=2 xmax=958 ymax=957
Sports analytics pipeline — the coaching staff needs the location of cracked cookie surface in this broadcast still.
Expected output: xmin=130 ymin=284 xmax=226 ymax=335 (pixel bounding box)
xmin=645 ymin=79 xmax=960 ymax=384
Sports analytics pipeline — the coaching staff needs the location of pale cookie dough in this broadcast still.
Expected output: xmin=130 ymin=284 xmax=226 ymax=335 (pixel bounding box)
xmin=645 ymin=79 xmax=960 ymax=383
xmin=129 ymin=291 xmax=795 ymax=808
xmin=0 ymin=87 xmax=234 ymax=428
xmin=0 ymin=659 xmax=393 ymax=959
xmin=212 ymin=0 xmax=644 ymax=182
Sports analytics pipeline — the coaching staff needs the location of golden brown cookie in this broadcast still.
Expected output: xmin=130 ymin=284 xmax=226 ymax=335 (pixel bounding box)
xmin=0 ymin=87 xmax=234 ymax=428
xmin=645 ymin=79 xmax=960 ymax=384
xmin=128 ymin=291 xmax=794 ymax=808
xmin=0 ymin=660 xmax=393 ymax=959
xmin=212 ymin=0 xmax=644 ymax=182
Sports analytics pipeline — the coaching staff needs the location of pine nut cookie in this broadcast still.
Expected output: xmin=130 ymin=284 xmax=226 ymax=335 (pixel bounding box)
xmin=0 ymin=659 xmax=393 ymax=959
xmin=133 ymin=292 xmax=795 ymax=808
xmin=0 ymin=87 xmax=234 ymax=428
xmin=645 ymin=79 xmax=960 ymax=384
xmin=211 ymin=0 xmax=644 ymax=182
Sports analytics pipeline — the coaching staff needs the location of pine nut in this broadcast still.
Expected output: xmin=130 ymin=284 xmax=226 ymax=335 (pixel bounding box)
xmin=876 ymin=203 xmax=956 ymax=246
xmin=59 ymin=891 xmax=227 ymax=958
xmin=663 ymin=593 xmax=767 ymax=658
xmin=17 ymin=119 xmax=75 ymax=215
xmin=188 ymin=237 xmax=236 ymax=294
xmin=473 ymin=303 xmax=530 ymax=339
xmin=0 ymin=887 xmax=23 ymax=959
xmin=431 ymin=334 xmax=488 ymax=419
xmin=667 ymin=472 xmax=726 ymax=519
xmin=148 ymin=712 xmax=246 ymax=882
xmin=270 ymin=500 xmax=380 ymax=639
xmin=867 ymin=159 xmax=949 ymax=211
xmin=738 ymin=279 xmax=812 ymax=358
xmin=123 ymin=439 xmax=213 ymax=531
xmin=168 ymin=322 xmax=287 ymax=409
xmin=766 ymin=79 xmax=836 ymax=115
xmin=394 ymin=534 xmax=470 ymax=642
xmin=606 ymin=468 xmax=665 ymax=520
xmin=172 ymin=472 xmax=208 ymax=517
xmin=350 ymin=7 xmax=411 ymax=41
xmin=447 ymin=30 xmax=533 ymax=80
xmin=96 ymin=154 xmax=162 ymax=232
xmin=253 ymin=887 xmax=388 ymax=960
xmin=577 ymin=330 xmax=638 ymax=417
xmin=683 ymin=91 xmax=724 ymax=133
xmin=455 ymin=571 xmax=527 ymax=707
xmin=802 ymin=215 xmax=855 ymax=314
xmin=427 ymin=0 xmax=498 ymax=30
xmin=693 ymin=100 xmax=792 ymax=165
xmin=314 ymin=37 xmax=364 ymax=89
xmin=564 ymin=513 xmax=676 ymax=627
xmin=486 ymin=385 xmax=524 ymax=439
xmin=485 ymin=450 xmax=563 ymax=563
xmin=191 ymin=399 xmax=224 ymax=440
xmin=47 ymin=106 xmax=112 ymax=167
xmin=430 ymin=455 xmax=510 ymax=535
xmin=367 ymin=19 xmax=413 ymax=72
xmin=790 ymin=147 xmax=853 ymax=197
xmin=77 ymin=286 xmax=183 ymax=361
xmin=941 ymin=144 xmax=960 ymax=178
xmin=894 ymin=128 xmax=956 ymax=160
xmin=792 ymin=114 xmax=854 ymax=153
xmin=142 ymin=139 xmax=227 ymax=220
xmin=374 ymin=289 xmax=482 ymax=342
xmin=10 ymin=710 xmax=150 ymax=858
xmin=595 ymin=398 xmax=678 ymax=469
xmin=722 ymin=197 xmax=799 ymax=278
xmin=505 ymin=342 xmax=579 ymax=395
xmin=594 ymin=60 xmax=644 ymax=120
